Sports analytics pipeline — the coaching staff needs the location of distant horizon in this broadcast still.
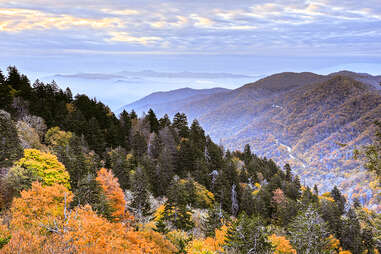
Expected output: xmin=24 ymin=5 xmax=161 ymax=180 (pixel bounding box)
xmin=1 ymin=62 xmax=381 ymax=110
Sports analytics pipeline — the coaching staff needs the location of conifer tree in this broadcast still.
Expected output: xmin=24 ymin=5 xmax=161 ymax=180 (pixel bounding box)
xmin=146 ymin=109 xmax=160 ymax=133
xmin=224 ymin=213 xmax=272 ymax=253
xmin=341 ymin=208 xmax=363 ymax=253
xmin=172 ymin=112 xmax=189 ymax=138
xmin=288 ymin=206 xmax=330 ymax=254
xmin=202 ymin=203 xmax=228 ymax=237
xmin=0 ymin=111 xmax=22 ymax=168
xmin=162 ymin=178 xmax=194 ymax=231
xmin=130 ymin=167 xmax=152 ymax=221
xmin=159 ymin=114 xmax=171 ymax=128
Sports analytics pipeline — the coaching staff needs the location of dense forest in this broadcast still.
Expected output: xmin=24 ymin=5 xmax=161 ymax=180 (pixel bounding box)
xmin=0 ymin=66 xmax=380 ymax=253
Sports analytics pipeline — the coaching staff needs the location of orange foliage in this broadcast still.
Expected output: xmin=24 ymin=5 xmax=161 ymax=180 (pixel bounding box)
xmin=269 ymin=234 xmax=297 ymax=254
xmin=2 ymin=182 xmax=176 ymax=254
xmin=186 ymin=225 xmax=228 ymax=253
xmin=96 ymin=168 xmax=131 ymax=222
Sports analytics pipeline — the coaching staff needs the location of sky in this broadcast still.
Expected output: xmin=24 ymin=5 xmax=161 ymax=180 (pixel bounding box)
xmin=1 ymin=0 xmax=381 ymax=109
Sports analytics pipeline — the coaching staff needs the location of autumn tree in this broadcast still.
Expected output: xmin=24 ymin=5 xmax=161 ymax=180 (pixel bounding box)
xmin=96 ymin=168 xmax=130 ymax=222
xmin=6 ymin=149 xmax=70 ymax=196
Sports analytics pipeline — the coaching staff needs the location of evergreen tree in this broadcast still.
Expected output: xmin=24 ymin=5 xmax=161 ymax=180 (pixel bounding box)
xmin=71 ymin=173 xmax=115 ymax=221
xmin=0 ymin=70 xmax=13 ymax=111
xmin=172 ymin=112 xmax=189 ymax=138
xmin=224 ymin=213 xmax=272 ymax=254
xmin=284 ymin=163 xmax=292 ymax=181
xmin=289 ymin=206 xmax=330 ymax=254
xmin=203 ymin=203 xmax=229 ymax=237
xmin=146 ymin=109 xmax=160 ymax=133
xmin=0 ymin=111 xmax=23 ymax=168
xmin=130 ymin=110 xmax=137 ymax=119
xmin=341 ymin=208 xmax=363 ymax=254
xmin=107 ymin=147 xmax=130 ymax=190
xmin=130 ymin=167 xmax=152 ymax=221
xmin=159 ymin=114 xmax=171 ymax=128
xmin=119 ymin=110 xmax=131 ymax=149
xmin=131 ymin=131 xmax=147 ymax=159
xmin=243 ymin=144 xmax=252 ymax=165
xmin=331 ymin=186 xmax=346 ymax=215
xmin=162 ymin=178 xmax=194 ymax=231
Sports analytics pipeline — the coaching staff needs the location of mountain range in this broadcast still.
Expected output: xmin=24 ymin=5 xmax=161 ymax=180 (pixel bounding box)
xmin=119 ymin=71 xmax=381 ymax=209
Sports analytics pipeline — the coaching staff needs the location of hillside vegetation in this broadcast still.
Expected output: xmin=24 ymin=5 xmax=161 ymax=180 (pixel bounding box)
xmin=1 ymin=66 xmax=380 ymax=253
xmin=120 ymin=71 xmax=381 ymax=210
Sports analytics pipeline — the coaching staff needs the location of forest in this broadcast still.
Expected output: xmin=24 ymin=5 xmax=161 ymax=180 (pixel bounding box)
xmin=0 ymin=66 xmax=380 ymax=253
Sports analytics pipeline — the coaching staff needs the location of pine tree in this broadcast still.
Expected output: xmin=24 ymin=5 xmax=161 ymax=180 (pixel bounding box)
xmin=243 ymin=144 xmax=252 ymax=165
xmin=159 ymin=114 xmax=171 ymax=128
xmin=224 ymin=213 xmax=272 ymax=253
xmin=341 ymin=208 xmax=363 ymax=253
xmin=284 ymin=163 xmax=292 ymax=181
xmin=162 ymin=178 xmax=194 ymax=231
xmin=288 ymin=206 xmax=330 ymax=254
xmin=0 ymin=111 xmax=23 ymax=168
xmin=130 ymin=167 xmax=152 ymax=221
xmin=119 ymin=110 xmax=131 ymax=149
xmin=0 ymin=70 xmax=13 ymax=111
xmin=146 ymin=109 xmax=160 ymax=133
xmin=202 ymin=203 xmax=228 ymax=237
xmin=172 ymin=112 xmax=189 ymax=138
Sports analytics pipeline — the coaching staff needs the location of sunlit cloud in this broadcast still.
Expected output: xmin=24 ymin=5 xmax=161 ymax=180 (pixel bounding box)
xmin=107 ymin=31 xmax=162 ymax=45
xmin=0 ymin=8 xmax=121 ymax=32
xmin=0 ymin=0 xmax=380 ymax=56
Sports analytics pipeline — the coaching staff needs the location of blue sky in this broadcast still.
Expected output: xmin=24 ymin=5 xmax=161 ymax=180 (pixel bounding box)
xmin=1 ymin=0 xmax=381 ymax=109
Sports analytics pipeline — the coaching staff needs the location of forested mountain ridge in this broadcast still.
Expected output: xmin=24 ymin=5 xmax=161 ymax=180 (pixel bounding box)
xmin=117 ymin=87 xmax=230 ymax=116
xmin=121 ymin=71 xmax=381 ymax=210
xmin=1 ymin=66 xmax=380 ymax=253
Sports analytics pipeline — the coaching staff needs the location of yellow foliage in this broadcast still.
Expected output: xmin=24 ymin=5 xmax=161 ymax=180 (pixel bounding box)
xmin=186 ymin=225 xmax=228 ymax=254
xmin=154 ymin=204 xmax=166 ymax=222
xmin=45 ymin=126 xmax=72 ymax=148
xmin=193 ymin=181 xmax=215 ymax=208
xmin=326 ymin=234 xmax=340 ymax=250
xmin=15 ymin=149 xmax=70 ymax=189
xmin=269 ymin=234 xmax=297 ymax=254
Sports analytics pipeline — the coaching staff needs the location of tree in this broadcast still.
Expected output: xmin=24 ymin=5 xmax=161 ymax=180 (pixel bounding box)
xmin=202 ymin=203 xmax=229 ymax=237
xmin=0 ymin=110 xmax=23 ymax=168
xmin=146 ymin=109 xmax=160 ymax=133
xmin=96 ymin=168 xmax=130 ymax=222
xmin=119 ymin=110 xmax=132 ymax=149
xmin=0 ymin=70 xmax=13 ymax=110
xmin=340 ymin=208 xmax=363 ymax=254
xmin=131 ymin=131 xmax=147 ymax=159
xmin=224 ymin=213 xmax=272 ymax=253
xmin=6 ymin=66 xmax=31 ymax=99
xmin=130 ymin=166 xmax=152 ymax=221
xmin=159 ymin=114 xmax=171 ymax=128
xmin=243 ymin=144 xmax=252 ymax=165
xmin=172 ymin=112 xmax=189 ymax=138
xmin=288 ymin=206 xmax=330 ymax=254
xmin=269 ymin=234 xmax=297 ymax=254
xmin=3 ymin=182 xmax=177 ymax=253
xmin=355 ymin=121 xmax=381 ymax=180
xmin=162 ymin=178 xmax=194 ymax=231
xmin=6 ymin=149 xmax=70 ymax=193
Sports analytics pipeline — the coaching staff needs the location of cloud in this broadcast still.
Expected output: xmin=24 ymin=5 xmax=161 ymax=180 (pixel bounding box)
xmin=0 ymin=0 xmax=380 ymax=56
xmin=54 ymin=70 xmax=255 ymax=80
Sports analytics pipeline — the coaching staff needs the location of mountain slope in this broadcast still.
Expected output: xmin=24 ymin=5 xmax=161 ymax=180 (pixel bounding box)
xmin=117 ymin=87 xmax=230 ymax=116
xmin=120 ymin=71 xmax=381 ymax=209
